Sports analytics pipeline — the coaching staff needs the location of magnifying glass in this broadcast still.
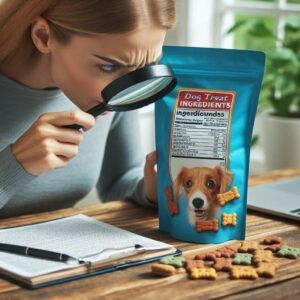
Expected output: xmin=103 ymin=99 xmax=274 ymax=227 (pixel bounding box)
xmin=63 ymin=64 xmax=177 ymax=130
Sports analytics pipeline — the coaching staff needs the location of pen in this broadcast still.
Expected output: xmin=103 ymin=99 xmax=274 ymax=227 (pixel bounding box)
xmin=0 ymin=243 xmax=144 ymax=264
xmin=0 ymin=242 xmax=81 ymax=264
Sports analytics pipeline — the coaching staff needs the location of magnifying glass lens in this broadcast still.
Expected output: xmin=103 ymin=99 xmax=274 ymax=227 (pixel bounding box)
xmin=109 ymin=77 xmax=173 ymax=106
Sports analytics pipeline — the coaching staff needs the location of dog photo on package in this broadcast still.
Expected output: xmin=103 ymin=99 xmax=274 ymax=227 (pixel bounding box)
xmin=155 ymin=46 xmax=265 ymax=243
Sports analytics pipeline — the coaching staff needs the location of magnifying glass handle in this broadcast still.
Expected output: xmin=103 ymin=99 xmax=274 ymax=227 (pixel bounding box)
xmin=62 ymin=103 xmax=107 ymax=130
xmin=63 ymin=124 xmax=83 ymax=130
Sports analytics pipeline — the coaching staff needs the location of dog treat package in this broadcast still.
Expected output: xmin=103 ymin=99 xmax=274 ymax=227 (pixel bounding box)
xmin=155 ymin=46 xmax=265 ymax=243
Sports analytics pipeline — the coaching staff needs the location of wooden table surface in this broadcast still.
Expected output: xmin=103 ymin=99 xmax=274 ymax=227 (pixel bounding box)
xmin=0 ymin=168 xmax=299 ymax=300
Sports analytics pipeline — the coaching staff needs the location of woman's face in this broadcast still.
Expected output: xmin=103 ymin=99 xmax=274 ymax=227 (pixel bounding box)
xmin=49 ymin=26 xmax=166 ymax=111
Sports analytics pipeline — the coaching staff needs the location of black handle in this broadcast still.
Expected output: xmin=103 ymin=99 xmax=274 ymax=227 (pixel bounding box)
xmin=62 ymin=103 xmax=107 ymax=130
xmin=62 ymin=124 xmax=83 ymax=130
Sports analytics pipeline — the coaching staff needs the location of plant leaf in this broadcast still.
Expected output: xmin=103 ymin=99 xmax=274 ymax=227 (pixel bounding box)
xmin=251 ymin=135 xmax=259 ymax=148
xmin=269 ymin=48 xmax=299 ymax=67
xmin=226 ymin=19 xmax=248 ymax=35
xmin=247 ymin=21 xmax=275 ymax=38
xmin=285 ymin=18 xmax=300 ymax=32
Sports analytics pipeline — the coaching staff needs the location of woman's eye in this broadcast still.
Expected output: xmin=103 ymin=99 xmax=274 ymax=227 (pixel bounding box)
xmin=186 ymin=180 xmax=192 ymax=188
xmin=206 ymin=179 xmax=216 ymax=190
xmin=98 ymin=64 xmax=120 ymax=73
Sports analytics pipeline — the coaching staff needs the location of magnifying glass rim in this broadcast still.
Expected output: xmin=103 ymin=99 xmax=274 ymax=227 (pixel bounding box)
xmin=87 ymin=64 xmax=177 ymax=117
xmin=101 ymin=64 xmax=176 ymax=103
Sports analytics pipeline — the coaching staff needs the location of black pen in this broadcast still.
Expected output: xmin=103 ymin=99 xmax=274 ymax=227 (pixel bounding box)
xmin=0 ymin=242 xmax=81 ymax=264
xmin=0 ymin=243 xmax=144 ymax=264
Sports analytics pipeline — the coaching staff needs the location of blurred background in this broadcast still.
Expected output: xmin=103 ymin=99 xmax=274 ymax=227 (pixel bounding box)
xmin=79 ymin=0 xmax=300 ymax=206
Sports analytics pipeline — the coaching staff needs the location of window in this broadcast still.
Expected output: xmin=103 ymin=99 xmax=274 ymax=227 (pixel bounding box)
xmin=214 ymin=0 xmax=300 ymax=49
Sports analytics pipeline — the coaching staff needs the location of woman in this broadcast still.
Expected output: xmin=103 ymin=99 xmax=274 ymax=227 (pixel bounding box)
xmin=0 ymin=0 xmax=176 ymax=217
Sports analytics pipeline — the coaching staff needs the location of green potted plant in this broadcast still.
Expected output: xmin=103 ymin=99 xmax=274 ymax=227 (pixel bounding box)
xmin=227 ymin=17 xmax=300 ymax=170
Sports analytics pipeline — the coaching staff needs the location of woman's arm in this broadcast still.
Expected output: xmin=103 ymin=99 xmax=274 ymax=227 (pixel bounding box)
xmin=0 ymin=144 xmax=37 ymax=209
xmin=96 ymin=110 xmax=157 ymax=208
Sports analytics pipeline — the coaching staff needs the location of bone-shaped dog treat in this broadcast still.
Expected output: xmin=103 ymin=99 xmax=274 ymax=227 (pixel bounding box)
xmin=238 ymin=241 xmax=259 ymax=253
xmin=184 ymin=259 xmax=205 ymax=272
xmin=213 ymin=257 xmax=233 ymax=272
xmin=196 ymin=219 xmax=219 ymax=233
xmin=189 ymin=267 xmax=217 ymax=280
xmin=222 ymin=212 xmax=237 ymax=226
xmin=255 ymin=262 xmax=278 ymax=278
xmin=216 ymin=187 xmax=240 ymax=206
xmin=165 ymin=186 xmax=179 ymax=216
xmin=253 ymin=249 xmax=273 ymax=266
xmin=230 ymin=266 xmax=258 ymax=280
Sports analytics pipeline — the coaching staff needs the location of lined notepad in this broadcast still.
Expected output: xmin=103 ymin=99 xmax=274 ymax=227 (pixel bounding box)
xmin=0 ymin=214 xmax=175 ymax=278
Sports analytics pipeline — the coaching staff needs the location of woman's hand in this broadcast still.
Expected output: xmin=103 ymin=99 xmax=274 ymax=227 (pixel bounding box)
xmin=144 ymin=150 xmax=158 ymax=204
xmin=12 ymin=110 xmax=95 ymax=176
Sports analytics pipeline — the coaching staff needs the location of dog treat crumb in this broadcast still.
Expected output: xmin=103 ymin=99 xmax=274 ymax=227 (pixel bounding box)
xmin=159 ymin=255 xmax=185 ymax=267
xmin=176 ymin=267 xmax=187 ymax=274
xmin=189 ymin=267 xmax=217 ymax=280
xmin=216 ymin=187 xmax=240 ymax=206
xmin=233 ymin=253 xmax=253 ymax=265
xmin=263 ymin=235 xmax=283 ymax=245
xmin=184 ymin=259 xmax=205 ymax=272
xmin=165 ymin=186 xmax=179 ymax=216
xmin=253 ymin=250 xmax=273 ymax=266
xmin=213 ymin=257 xmax=233 ymax=272
xmin=277 ymin=246 xmax=300 ymax=259
xmin=230 ymin=266 xmax=258 ymax=280
xmin=238 ymin=241 xmax=259 ymax=253
xmin=196 ymin=219 xmax=219 ymax=233
xmin=151 ymin=263 xmax=176 ymax=277
xmin=222 ymin=213 xmax=237 ymax=226
xmin=255 ymin=262 xmax=277 ymax=278
xmin=215 ymin=246 xmax=236 ymax=258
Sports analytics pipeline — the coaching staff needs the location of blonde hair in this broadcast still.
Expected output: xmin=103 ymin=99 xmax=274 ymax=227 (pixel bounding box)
xmin=0 ymin=0 xmax=176 ymax=66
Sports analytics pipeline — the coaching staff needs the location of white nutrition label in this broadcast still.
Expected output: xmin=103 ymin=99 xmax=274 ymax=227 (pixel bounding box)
xmin=170 ymin=89 xmax=235 ymax=170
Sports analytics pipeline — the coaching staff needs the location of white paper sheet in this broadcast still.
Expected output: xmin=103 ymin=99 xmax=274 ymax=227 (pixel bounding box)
xmin=0 ymin=214 xmax=173 ymax=278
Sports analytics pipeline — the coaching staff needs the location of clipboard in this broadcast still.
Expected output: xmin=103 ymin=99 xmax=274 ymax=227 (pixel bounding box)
xmin=0 ymin=249 xmax=182 ymax=289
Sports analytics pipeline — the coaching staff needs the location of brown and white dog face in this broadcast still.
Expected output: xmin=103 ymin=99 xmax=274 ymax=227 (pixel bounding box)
xmin=174 ymin=166 xmax=233 ymax=226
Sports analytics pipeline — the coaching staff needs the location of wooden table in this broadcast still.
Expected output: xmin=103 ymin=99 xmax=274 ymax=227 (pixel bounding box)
xmin=0 ymin=168 xmax=299 ymax=300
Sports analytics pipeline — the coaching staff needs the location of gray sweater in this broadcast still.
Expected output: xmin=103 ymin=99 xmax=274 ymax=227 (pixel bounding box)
xmin=0 ymin=72 xmax=156 ymax=218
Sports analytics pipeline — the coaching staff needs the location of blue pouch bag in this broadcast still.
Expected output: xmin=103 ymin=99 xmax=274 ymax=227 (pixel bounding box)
xmin=155 ymin=46 xmax=265 ymax=243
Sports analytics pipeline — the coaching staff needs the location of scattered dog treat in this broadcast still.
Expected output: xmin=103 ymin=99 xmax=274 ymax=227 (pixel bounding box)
xmin=216 ymin=187 xmax=240 ymax=206
xmin=151 ymin=263 xmax=176 ymax=277
xmin=277 ymin=246 xmax=300 ymax=259
xmin=190 ymin=267 xmax=217 ymax=280
xmin=213 ymin=257 xmax=233 ymax=272
xmin=165 ymin=186 xmax=179 ymax=216
xmin=238 ymin=241 xmax=259 ymax=253
xmin=195 ymin=251 xmax=220 ymax=261
xmin=262 ymin=242 xmax=285 ymax=252
xmin=222 ymin=213 xmax=237 ymax=227
xmin=253 ymin=249 xmax=273 ymax=266
xmin=184 ymin=259 xmax=205 ymax=272
xmin=263 ymin=235 xmax=283 ymax=245
xmin=215 ymin=246 xmax=236 ymax=258
xmin=149 ymin=236 xmax=299 ymax=282
xmin=255 ymin=262 xmax=277 ymax=278
xmin=196 ymin=219 xmax=219 ymax=233
xmin=232 ymin=253 xmax=253 ymax=265
xmin=159 ymin=255 xmax=185 ymax=267
xmin=230 ymin=266 xmax=258 ymax=280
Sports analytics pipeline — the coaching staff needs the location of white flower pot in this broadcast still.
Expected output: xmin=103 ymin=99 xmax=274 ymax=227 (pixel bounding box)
xmin=261 ymin=114 xmax=300 ymax=170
